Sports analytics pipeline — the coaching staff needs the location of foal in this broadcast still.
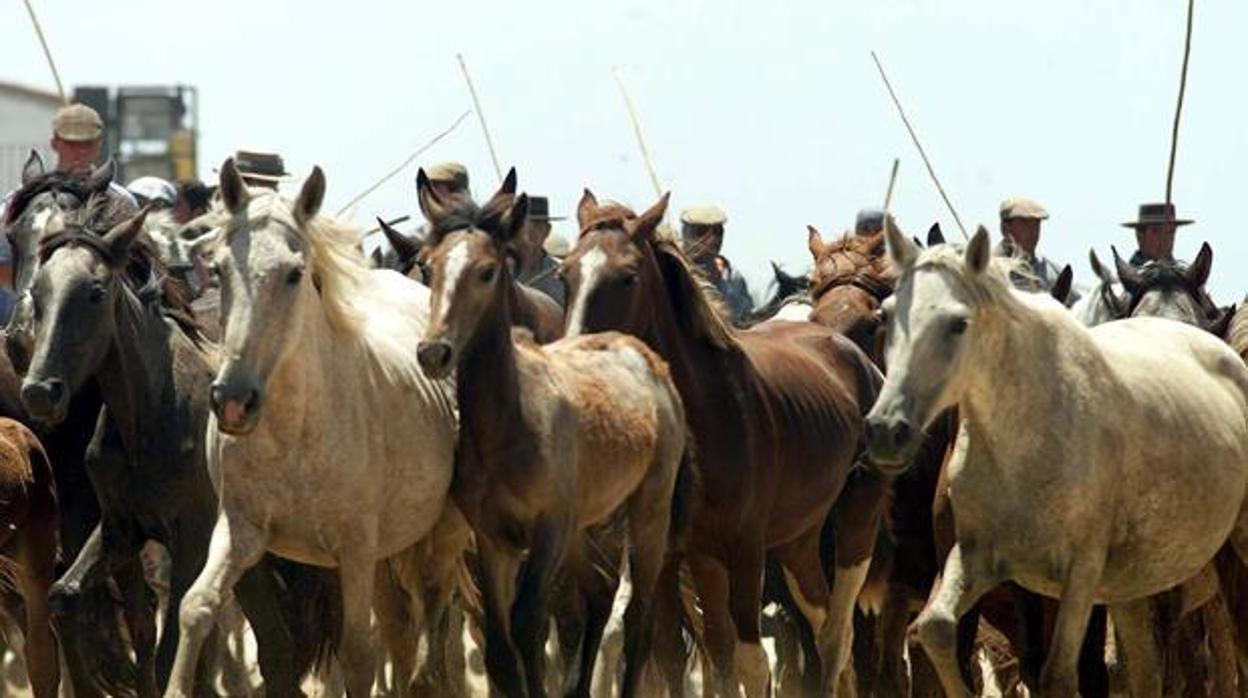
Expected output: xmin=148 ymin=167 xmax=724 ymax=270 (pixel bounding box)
xmin=416 ymin=183 xmax=687 ymax=698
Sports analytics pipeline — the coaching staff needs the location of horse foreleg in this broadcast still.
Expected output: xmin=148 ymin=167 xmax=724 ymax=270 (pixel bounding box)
xmin=511 ymin=517 xmax=570 ymax=698
xmin=620 ymin=484 xmax=673 ymax=698
xmin=335 ymin=543 xmax=379 ymax=697
xmin=477 ymin=535 xmax=524 ymax=697
xmin=1109 ymin=599 xmax=1163 ymax=698
xmin=725 ymin=543 xmax=769 ymax=698
xmin=1036 ymin=556 xmax=1104 ymax=698
xmin=17 ymin=514 xmax=59 ymax=698
xmin=913 ymin=542 xmax=1002 ymax=698
xmin=773 ymin=528 xmax=830 ymax=691
xmin=235 ymin=563 xmax=307 ymax=697
xmin=166 ymin=512 xmax=267 ymax=698
xmin=689 ymin=550 xmax=740 ymax=698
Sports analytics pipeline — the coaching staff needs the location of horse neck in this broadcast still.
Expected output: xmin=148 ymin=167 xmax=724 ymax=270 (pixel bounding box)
xmin=456 ymin=277 xmax=522 ymax=448
xmin=636 ymin=246 xmax=731 ymax=403
xmin=95 ymin=283 xmax=177 ymax=452
xmin=958 ymin=300 xmax=1080 ymax=451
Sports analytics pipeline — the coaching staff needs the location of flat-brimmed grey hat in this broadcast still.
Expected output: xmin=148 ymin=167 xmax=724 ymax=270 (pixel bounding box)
xmin=1121 ymin=203 xmax=1193 ymax=229
xmin=218 ymin=150 xmax=292 ymax=184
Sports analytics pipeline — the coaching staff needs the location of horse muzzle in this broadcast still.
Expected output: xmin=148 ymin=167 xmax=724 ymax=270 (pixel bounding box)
xmin=416 ymin=339 xmax=455 ymax=380
xmin=210 ymin=379 xmax=263 ymax=436
xmin=864 ymin=413 xmax=920 ymax=472
xmin=20 ymin=378 xmax=68 ymax=425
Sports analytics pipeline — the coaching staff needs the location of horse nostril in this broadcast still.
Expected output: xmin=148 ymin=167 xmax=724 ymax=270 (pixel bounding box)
xmin=417 ymin=341 xmax=453 ymax=374
xmin=892 ymin=420 xmax=913 ymax=447
xmin=244 ymin=389 xmax=261 ymax=412
xmin=44 ymin=379 xmax=63 ymax=405
xmin=20 ymin=379 xmax=64 ymax=415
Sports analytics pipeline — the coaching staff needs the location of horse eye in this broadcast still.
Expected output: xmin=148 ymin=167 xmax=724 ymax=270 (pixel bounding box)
xmin=479 ymin=266 xmax=497 ymax=284
xmin=286 ymin=268 xmax=303 ymax=286
xmin=949 ymin=317 xmax=969 ymax=335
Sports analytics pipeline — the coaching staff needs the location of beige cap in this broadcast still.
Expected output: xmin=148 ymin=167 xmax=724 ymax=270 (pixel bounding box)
xmin=53 ymin=103 xmax=104 ymax=142
xmin=426 ymin=162 xmax=469 ymax=190
xmin=999 ymin=197 xmax=1049 ymax=221
xmin=680 ymin=205 xmax=727 ymax=227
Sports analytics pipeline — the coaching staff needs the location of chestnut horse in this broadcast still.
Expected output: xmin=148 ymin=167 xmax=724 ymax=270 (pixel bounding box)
xmin=415 ymin=178 xmax=688 ymax=698
xmin=562 ymin=191 xmax=885 ymax=696
xmin=0 ymin=418 xmax=58 ymax=697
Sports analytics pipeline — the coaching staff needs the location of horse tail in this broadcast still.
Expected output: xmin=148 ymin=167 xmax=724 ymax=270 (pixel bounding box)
xmin=270 ymin=558 xmax=342 ymax=676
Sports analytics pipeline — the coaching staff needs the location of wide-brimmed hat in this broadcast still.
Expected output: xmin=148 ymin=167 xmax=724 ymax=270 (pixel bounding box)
xmin=1121 ymin=203 xmax=1193 ymax=229
xmin=217 ymin=150 xmax=293 ymax=183
xmin=53 ymin=103 xmax=104 ymax=142
xmin=526 ymin=196 xmax=565 ymax=222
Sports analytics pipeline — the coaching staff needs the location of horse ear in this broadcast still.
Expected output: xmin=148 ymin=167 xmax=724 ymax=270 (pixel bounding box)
xmin=378 ymin=217 xmax=421 ymax=265
xmin=219 ymin=158 xmax=250 ymax=214
xmin=965 ymin=225 xmax=991 ymax=275
xmin=807 ymin=225 xmax=825 ymax=260
xmin=86 ymin=160 xmax=116 ymax=195
xmin=415 ymin=168 xmax=450 ymax=225
xmin=577 ymin=188 xmax=599 ymax=230
xmin=926 ymin=223 xmax=946 ymax=247
xmin=21 ymin=149 xmax=45 ymax=185
xmin=1051 ymin=265 xmax=1073 ymax=305
xmin=884 ymin=216 xmax=918 ymax=269
xmin=631 ymin=192 xmax=669 ymax=243
xmin=500 ymin=193 xmax=530 ymax=244
xmin=499 ymin=167 xmax=517 ymax=195
xmin=294 ymin=166 xmax=326 ymax=224
xmin=770 ymin=260 xmax=783 ymax=279
xmin=1188 ymin=242 xmax=1213 ymax=288
xmin=1089 ymin=248 xmax=1112 ymax=284
xmin=1112 ymin=246 xmax=1142 ymax=294
xmin=103 ymin=208 xmax=149 ymax=266
xmin=481 ymin=168 xmax=518 ymax=215
xmin=1210 ymin=304 xmax=1235 ymax=339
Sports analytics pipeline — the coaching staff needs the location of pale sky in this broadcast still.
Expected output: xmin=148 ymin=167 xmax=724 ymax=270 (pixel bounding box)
xmin=5 ymin=1 xmax=1246 ymax=301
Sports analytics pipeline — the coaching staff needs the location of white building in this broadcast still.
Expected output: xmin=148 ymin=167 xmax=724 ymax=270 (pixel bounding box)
xmin=0 ymin=80 xmax=60 ymax=195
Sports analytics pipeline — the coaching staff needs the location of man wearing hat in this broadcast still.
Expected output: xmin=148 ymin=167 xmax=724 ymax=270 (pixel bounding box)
xmin=1 ymin=103 xmax=136 ymax=271
xmin=515 ymin=196 xmax=566 ymax=305
xmin=1122 ymin=203 xmax=1192 ymax=266
xmin=680 ymin=205 xmax=754 ymax=323
xmin=854 ymin=207 xmax=898 ymax=236
xmin=229 ymin=150 xmax=292 ymax=191
xmin=994 ymin=196 xmax=1074 ymax=298
xmin=425 ymin=162 xmax=470 ymax=201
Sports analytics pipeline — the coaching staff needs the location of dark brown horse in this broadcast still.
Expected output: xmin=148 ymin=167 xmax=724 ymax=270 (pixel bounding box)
xmin=415 ymin=177 xmax=689 ymax=698
xmin=563 ymin=191 xmax=886 ymax=695
xmin=0 ymin=418 xmax=59 ymax=697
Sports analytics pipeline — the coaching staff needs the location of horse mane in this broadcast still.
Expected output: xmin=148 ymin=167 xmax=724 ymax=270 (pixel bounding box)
xmin=3 ymin=170 xmax=99 ymax=226
xmin=202 ymin=190 xmax=375 ymax=336
xmin=649 ymin=235 xmax=737 ymax=350
xmin=913 ymin=244 xmax=1026 ymax=312
xmin=40 ymin=198 xmax=204 ymax=340
xmin=579 ymin=201 xmax=638 ymax=236
xmin=813 ymin=232 xmax=896 ymax=299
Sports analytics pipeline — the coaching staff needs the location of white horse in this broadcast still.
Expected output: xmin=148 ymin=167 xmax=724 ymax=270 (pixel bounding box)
xmin=163 ymin=159 xmax=459 ymax=697
xmin=866 ymin=225 xmax=1248 ymax=698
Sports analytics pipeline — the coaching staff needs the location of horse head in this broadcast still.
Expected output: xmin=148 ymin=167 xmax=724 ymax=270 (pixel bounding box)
xmin=1114 ymin=242 xmax=1221 ymax=331
xmin=415 ymin=167 xmax=529 ymax=379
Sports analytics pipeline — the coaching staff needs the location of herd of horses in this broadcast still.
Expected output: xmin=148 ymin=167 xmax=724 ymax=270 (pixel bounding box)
xmin=0 ymin=148 xmax=1246 ymax=698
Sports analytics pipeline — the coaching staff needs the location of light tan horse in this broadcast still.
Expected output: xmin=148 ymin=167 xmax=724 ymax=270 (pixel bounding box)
xmin=868 ymin=225 xmax=1248 ymax=698
xmin=163 ymin=160 xmax=461 ymax=697
xmin=415 ymin=180 xmax=688 ymax=698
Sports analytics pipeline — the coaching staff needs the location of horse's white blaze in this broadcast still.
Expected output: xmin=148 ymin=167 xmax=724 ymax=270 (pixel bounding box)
xmin=443 ymin=239 xmax=470 ymax=296
xmin=565 ymin=246 xmax=606 ymax=337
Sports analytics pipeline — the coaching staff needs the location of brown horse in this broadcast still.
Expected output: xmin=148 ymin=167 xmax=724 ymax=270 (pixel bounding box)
xmin=0 ymin=418 xmax=58 ymax=698
xmin=415 ymin=176 xmax=688 ymax=698
xmin=563 ymin=191 xmax=885 ymax=696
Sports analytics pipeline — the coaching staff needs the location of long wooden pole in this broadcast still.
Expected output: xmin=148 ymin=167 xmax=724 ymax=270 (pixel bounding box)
xmin=456 ymin=54 xmax=504 ymax=183
xmin=882 ymin=157 xmax=900 ymax=211
xmin=335 ymin=109 xmax=471 ymax=216
xmin=871 ymin=51 xmax=968 ymax=240
xmin=1165 ymin=0 xmax=1196 ymax=208
xmin=612 ymin=66 xmax=664 ymax=198
xmin=22 ymin=0 xmax=67 ymax=104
